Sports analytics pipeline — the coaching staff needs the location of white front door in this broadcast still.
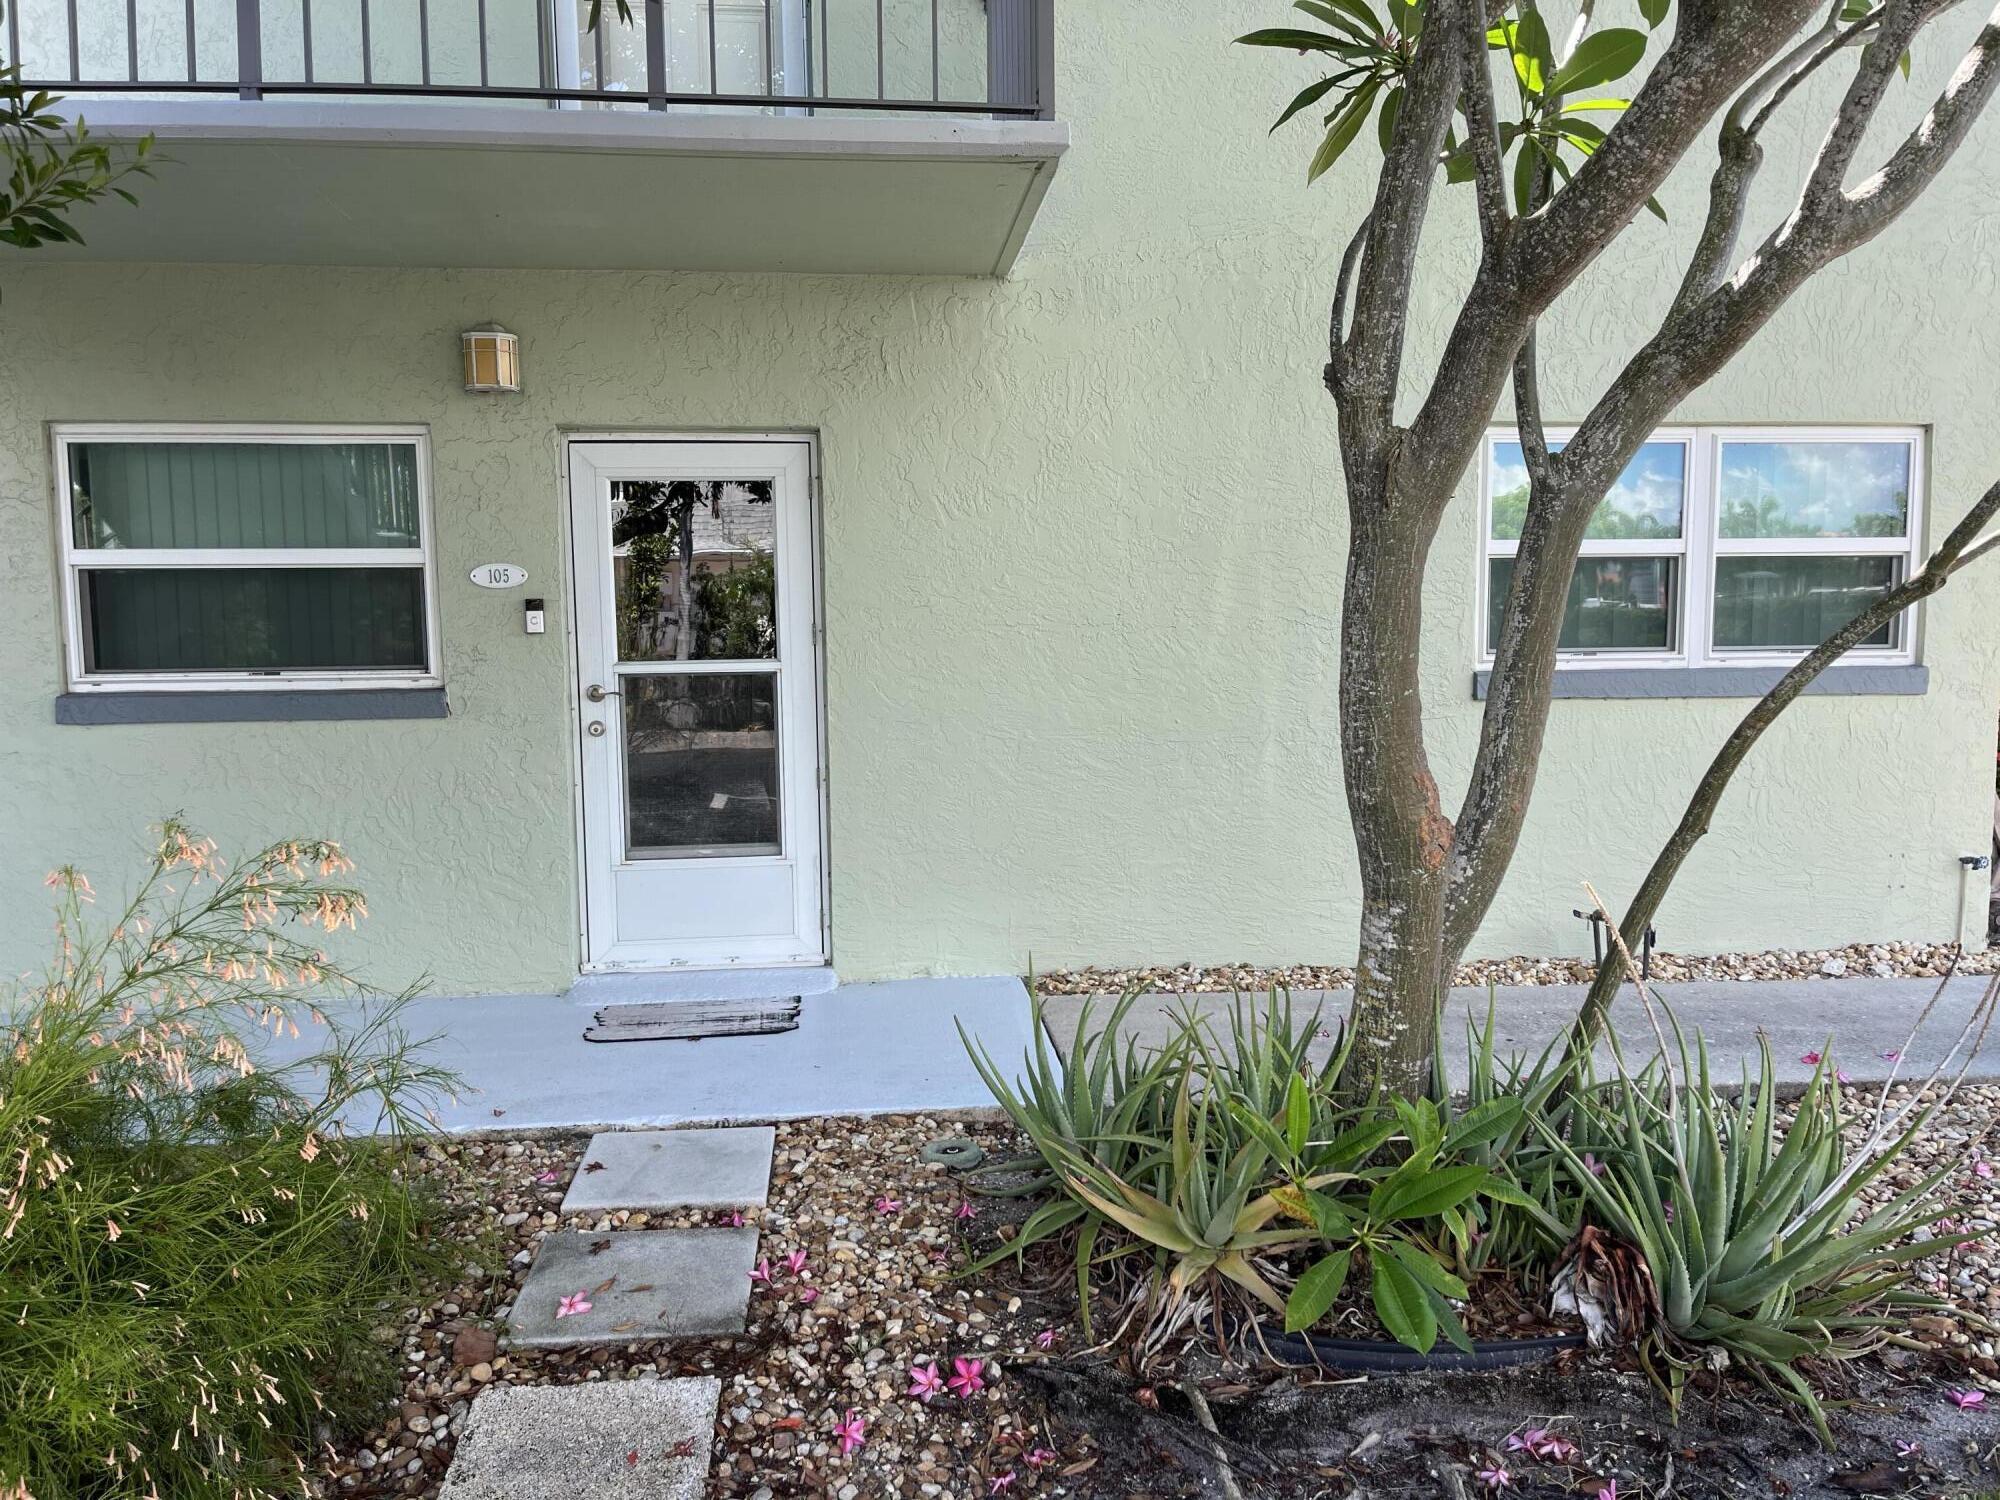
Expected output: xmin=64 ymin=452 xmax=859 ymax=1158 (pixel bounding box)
xmin=568 ymin=438 xmax=825 ymax=969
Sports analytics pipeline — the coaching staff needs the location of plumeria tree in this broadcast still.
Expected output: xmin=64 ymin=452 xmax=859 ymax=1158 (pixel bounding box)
xmin=0 ymin=33 xmax=150 ymax=259
xmin=1243 ymin=0 xmax=2000 ymax=1093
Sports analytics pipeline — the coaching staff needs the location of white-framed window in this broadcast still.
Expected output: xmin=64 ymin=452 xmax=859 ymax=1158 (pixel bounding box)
xmin=1477 ymin=425 xmax=1925 ymax=670
xmin=53 ymin=424 xmax=442 ymax=693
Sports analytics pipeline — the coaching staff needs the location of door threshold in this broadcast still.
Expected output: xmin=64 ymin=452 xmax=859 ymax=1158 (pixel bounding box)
xmin=564 ymin=964 xmax=837 ymax=1007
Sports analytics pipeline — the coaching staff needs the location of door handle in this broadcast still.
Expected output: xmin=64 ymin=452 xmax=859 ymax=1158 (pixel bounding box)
xmin=586 ymin=683 xmax=620 ymax=702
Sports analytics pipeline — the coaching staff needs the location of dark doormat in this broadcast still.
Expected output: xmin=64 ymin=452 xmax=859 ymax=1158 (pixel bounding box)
xmin=583 ymin=996 xmax=802 ymax=1043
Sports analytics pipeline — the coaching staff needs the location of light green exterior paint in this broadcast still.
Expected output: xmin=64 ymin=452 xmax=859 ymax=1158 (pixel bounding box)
xmin=2 ymin=4 xmax=1997 ymax=993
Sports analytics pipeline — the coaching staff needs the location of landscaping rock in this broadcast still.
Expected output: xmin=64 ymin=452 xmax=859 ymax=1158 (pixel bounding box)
xmin=558 ymin=1126 xmax=776 ymax=1216
xmin=436 ymin=1378 xmax=719 ymax=1500
xmin=450 ymin=1327 xmax=497 ymax=1368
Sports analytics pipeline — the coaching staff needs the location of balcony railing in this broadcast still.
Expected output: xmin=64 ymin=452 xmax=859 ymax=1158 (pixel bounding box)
xmin=13 ymin=0 xmax=1053 ymax=119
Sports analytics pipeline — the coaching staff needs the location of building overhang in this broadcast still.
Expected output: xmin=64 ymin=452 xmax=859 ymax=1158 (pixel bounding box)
xmin=52 ymin=102 xmax=1068 ymax=277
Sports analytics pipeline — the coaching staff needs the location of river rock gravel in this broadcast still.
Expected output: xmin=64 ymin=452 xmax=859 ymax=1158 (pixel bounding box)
xmin=1036 ymin=939 xmax=2000 ymax=996
xmin=310 ymin=1115 xmax=1084 ymax=1500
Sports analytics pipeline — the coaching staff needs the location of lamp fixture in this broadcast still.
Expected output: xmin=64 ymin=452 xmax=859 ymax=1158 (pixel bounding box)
xmin=462 ymin=325 xmax=521 ymax=393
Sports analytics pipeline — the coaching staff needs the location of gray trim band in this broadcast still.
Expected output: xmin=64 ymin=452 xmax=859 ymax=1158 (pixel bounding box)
xmin=56 ymin=688 xmax=450 ymax=724
xmin=1471 ymin=665 xmax=1928 ymax=700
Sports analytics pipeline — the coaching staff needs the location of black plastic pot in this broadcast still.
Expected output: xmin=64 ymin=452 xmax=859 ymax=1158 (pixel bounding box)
xmin=1258 ymin=1325 xmax=1586 ymax=1373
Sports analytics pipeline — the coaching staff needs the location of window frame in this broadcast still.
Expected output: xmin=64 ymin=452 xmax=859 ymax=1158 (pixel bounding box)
xmin=1475 ymin=423 xmax=1925 ymax=673
xmin=52 ymin=423 xmax=444 ymax=694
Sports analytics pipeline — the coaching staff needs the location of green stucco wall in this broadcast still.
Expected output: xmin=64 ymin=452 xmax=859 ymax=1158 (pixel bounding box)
xmin=2 ymin=5 xmax=1997 ymax=994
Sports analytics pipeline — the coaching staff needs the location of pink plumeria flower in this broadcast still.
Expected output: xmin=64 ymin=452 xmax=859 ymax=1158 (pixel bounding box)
xmin=1506 ymin=1429 xmax=1558 ymax=1457
xmin=1034 ymin=1328 xmax=1057 ymax=1350
xmin=1836 ymin=1069 xmax=1852 ymax=1085
xmin=749 ymin=1258 xmax=773 ymax=1286
xmin=1896 ymin=1439 xmax=1923 ymax=1457
xmin=875 ymin=1196 xmax=904 ymax=1215
xmin=1883 ymin=1049 xmax=1902 ymax=1062
xmin=948 ymin=1356 xmax=988 ymax=1398
xmin=555 ymin=1291 xmax=592 ymax=1319
xmin=832 ymin=1410 xmax=866 ymax=1456
xmin=1800 ymin=1050 xmax=1822 ymax=1065
xmin=534 ymin=1168 xmax=560 ymax=1185
xmin=782 ymin=1248 xmax=809 ymax=1276
xmin=1581 ymin=1153 xmax=1606 ymax=1177
xmin=955 ymin=1200 xmax=978 ymax=1220
xmin=1474 ymin=1465 xmax=1512 ymax=1490
xmin=720 ymin=1210 xmax=745 ymax=1227
xmin=1025 ymin=1447 xmax=1058 ymax=1468
xmin=989 ymin=1474 xmax=1016 ymax=1494
xmin=1662 ymin=1201 xmax=1675 ymax=1224
xmin=1949 ymin=1388 xmax=1987 ymax=1409
xmin=1596 ymin=1483 xmax=1618 ymax=1500
xmin=798 ymin=1286 xmax=819 ymax=1304
xmin=907 ymin=1362 xmax=945 ymax=1402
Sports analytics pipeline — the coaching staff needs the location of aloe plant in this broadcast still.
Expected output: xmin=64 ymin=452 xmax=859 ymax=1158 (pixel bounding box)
xmin=1539 ymin=1019 xmax=1973 ymax=1443
xmin=964 ymin=986 xmax=1533 ymax=1354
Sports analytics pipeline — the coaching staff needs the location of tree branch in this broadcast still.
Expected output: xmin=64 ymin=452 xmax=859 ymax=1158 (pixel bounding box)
xmin=1443 ymin=1 xmax=2000 ymax=961
xmin=1331 ymin=0 xmax=1472 ymax=456
xmin=1458 ymin=8 xmax=1514 ymax=249
xmin=1568 ymin=476 xmax=2000 ymax=1050
xmin=1326 ymin=213 xmax=1373 ymax=396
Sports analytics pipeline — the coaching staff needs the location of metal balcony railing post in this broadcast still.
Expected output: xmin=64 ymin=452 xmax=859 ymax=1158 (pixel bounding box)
xmin=646 ymin=0 xmax=667 ymax=109
xmin=236 ymin=0 xmax=263 ymax=99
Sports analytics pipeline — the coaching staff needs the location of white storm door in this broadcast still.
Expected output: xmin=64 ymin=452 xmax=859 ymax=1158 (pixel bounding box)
xmin=569 ymin=439 xmax=824 ymax=969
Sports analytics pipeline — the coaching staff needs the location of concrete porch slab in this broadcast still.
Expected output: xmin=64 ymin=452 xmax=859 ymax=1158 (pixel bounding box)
xmin=1040 ymin=974 xmax=2000 ymax=1091
xmin=271 ymin=974 xmax=1030 ymax=1133
xmin=559 ymin=1126 xmax=776 ymax=1215
xmin=566 ymin=965 xmax=839 ymax=1006
xmin=438 ymin=1378 xmax=719 ymax=1500
xmin=507 ymin=1228 xmax=759 ymax=1348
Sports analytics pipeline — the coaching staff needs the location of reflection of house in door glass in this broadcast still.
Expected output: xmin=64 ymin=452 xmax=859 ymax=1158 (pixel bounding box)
xmin=610 ymin=479 xmax=782 ymax=857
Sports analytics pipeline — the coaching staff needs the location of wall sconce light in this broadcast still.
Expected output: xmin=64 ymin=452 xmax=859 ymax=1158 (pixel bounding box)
xmin=462 ymin=325 xmax=521 ymax=393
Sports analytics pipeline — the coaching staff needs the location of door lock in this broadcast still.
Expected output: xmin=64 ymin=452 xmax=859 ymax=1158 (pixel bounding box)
xmin=587 ymin=721 xmax=607 ymax=737
xmin=586 ymin=683 xmax=619 ymax=702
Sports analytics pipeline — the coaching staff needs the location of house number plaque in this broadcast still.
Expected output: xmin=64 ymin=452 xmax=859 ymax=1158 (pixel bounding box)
xmin=469 ymin=563 xmax=528 ymax=589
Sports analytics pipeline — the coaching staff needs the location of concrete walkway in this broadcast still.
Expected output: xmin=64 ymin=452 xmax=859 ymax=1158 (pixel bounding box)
xmin=1039 ymin=973 xmax=2000 ymax=1090
xmin=274 ymin=975 xmax=1032 ymax=1133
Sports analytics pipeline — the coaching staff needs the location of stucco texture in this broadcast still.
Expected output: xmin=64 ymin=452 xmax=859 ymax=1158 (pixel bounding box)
xmin=1 ymin=4 xmax=1997 ymax=994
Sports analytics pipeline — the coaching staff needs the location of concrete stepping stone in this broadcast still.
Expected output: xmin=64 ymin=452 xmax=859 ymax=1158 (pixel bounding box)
xmin=560 ymin=1125 xmax=775 ymax=1215
xmin=438 ymin=1378 xmax=720 ymax=1500
xmin=507 ymin=1227 xmax=758 ymax=1348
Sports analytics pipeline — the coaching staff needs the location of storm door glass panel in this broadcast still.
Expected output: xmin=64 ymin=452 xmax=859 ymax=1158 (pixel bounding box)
xmin=1712 ymin=556 xmax=1900 ymax=650
xmin=611 ymin=478 xmax=777 ymax=661
xmin=1487 ymin=557 xmax=1680 ymax=654
xmin=622 ymin=673 xmax=781 ymax=857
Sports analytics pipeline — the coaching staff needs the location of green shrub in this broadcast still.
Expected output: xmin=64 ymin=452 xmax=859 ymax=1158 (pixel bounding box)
xmin=1536 ymin=1009 xmax=1975 ymax=1444
xmin=0 ymin=823 xmax=457 ymax=1500
xmin=963 ymin=987 xmax=1535 ymax=1355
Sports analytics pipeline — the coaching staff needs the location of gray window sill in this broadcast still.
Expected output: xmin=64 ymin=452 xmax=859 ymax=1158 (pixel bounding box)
xmin=55 ymin=688 xmax=450 ymax=724
xmin=1471 ymin=664 xmax=1927 ymax=700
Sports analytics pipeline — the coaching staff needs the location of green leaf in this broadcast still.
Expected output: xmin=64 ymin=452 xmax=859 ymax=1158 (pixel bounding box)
xmin=1371 ymin=1253 xmax=1437 ymax=1353
xmin=1293 ymin=0 xmax=1380 ymax=42
xmin=1377 ymin=85 xmax=1403 ymax=156
xmin=1236 ymin=27 xmax=1360 ymax=53
xmin=1510 ymin=10 xmax=1552 ymax=95
xmin=1561 ymin=97 xmax=1631 ymax=115
xmin=1371 ymin=1164 xmax=1492 ymax=1223
xmin=1512 ymin=137 xmax=1543 ymax=216
xmin=1304 ymin=1188 xmax=1356 ymax=1239
xmin=1385 ymin=1238 xmax=1469 ymax=1302
xmin=1271 ymin=74 xmax=1343 ymax=134
xmin=1284 ymin=1248 xmax=1352 ymax=1332
xmin=1443 ymin=1096 xmax=1521 ymax=1154
xmin=1639 ymin=0 xmax=1668 ymax=28
xmin=1307 ymin=80 xmax=1381 ymax=184
xmin=1547 ymin=29 xmax=1649 ymax=97
xmin=1285 ymin=1071 xmax=1310 ymax=1159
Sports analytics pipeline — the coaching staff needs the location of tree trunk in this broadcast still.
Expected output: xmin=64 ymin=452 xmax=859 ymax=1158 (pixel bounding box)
xmin=1338 ymin=472 xmax=1454 ymax=1097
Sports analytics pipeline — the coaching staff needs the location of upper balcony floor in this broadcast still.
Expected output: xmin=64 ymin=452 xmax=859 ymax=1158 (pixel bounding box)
xmin=17 ymin=0 xmax=1065 ymax=275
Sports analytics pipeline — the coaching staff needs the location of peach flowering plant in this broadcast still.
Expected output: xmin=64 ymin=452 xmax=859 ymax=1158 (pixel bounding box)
xmin=0 ymin=820 xmax=458 ymax=1500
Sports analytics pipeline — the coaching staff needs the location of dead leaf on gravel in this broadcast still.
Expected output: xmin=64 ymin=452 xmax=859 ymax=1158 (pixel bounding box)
xmin=1829 ymin=1464 xmax=1905 ymax=1494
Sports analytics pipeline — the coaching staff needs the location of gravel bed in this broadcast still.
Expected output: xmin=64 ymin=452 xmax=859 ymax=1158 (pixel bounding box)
xmin=1036 ymin=938 xmax=2000 ymax=996
xmin=310 ymin=1085 xmax=2000 ymax=1500
xmin=312 ymin=1115 xmax=1084 ymax=1500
